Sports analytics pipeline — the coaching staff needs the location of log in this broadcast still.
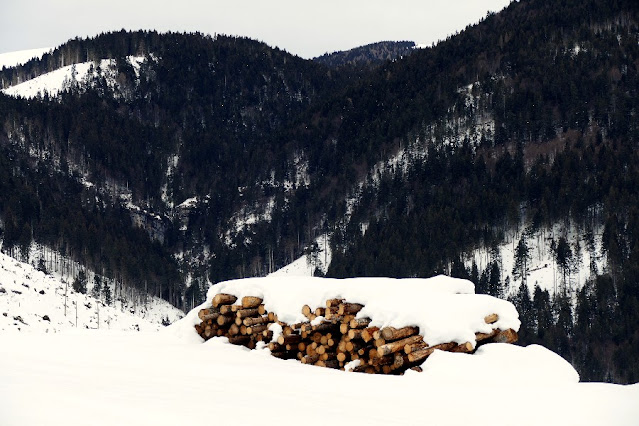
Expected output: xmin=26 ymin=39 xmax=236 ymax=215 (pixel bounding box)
xmin=349 ymin=318 xmax=372 ymax=329
xmin=228 ymin=323 xmax=240 ymax=336
xmin=324 ymin=306 xmax=339 ymax=320
xmin=450 ymin=342 xmax=474 ymax=353
xmin=337 ymin=352 xmax=349 ymax=362
xmin=242 ymin=296 xmax=263 ymax=309
xmin=228 ymin=335 xmax=251 ymax=346
xmin=410 ymin=366 xmax=423 ymax=373
xmin=243 ymin=315 xmax=270 ymax=327
xmin=194 ymin=324 xmax=204 ymax=335
xmin=361 ymin=327 xmax=380 ymax=343
xmin=325 ymin=298 xmax=343 ymax=308
xmin=316 ymin=360 xmax=340 ymax=369
xmin=267 ymin=312 xmax=278 ymax=322
xmin=484 ymin=313 xmax=499 ymax=324
xmin=314 ymin=307 xmax=326 ymax=317
xmin=381 ymin=326 xmax=419 ymax=342
xmin=338 ymin=302 xmax=364 ymax=316
xmin=277 ymin=334 xmax=302 ymax=346
xmin=212 ymin=293 xmax=237 ymax=308
xmin=406 ymin=342 xmax=456 ymax=363
xmin=302 ymin=305 xmax=313 ymax=317
xmin=404 ymin=341 xmax=428 ymax=354
xmin=271 ymin=351 xmax=297 ymax=360
xmin=340 ymin=323 xmax=350 ymax=334
xmin=312 ymin=321 xmax=338 ymax=332
xmin=491 ymin=328 xmax=518 ymax=344
xmin=301 ymin=354 xmax=319 ymax=364
xmin=216 ymin=314 xmax=235 ymax=326
xmin=198 ymin=309 xmax=220 ymax=321
xmin=247 ymin=324 xmax=269 ymax=335
xmin=475 ymin=329 xmax=500 ymax=342
xmin=377 ymin=335 xmax=424 ymax=357
xmin=236 ymin=307 xmax=261 ymax=319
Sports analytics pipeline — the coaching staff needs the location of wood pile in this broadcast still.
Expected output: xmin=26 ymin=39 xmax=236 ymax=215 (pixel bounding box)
xmin=195 ymin=294 xmax=518 ymax=375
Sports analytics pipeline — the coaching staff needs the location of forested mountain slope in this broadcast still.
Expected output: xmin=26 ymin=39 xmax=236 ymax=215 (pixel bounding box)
xmin=1 ymin=0 xmax=639 ymax=383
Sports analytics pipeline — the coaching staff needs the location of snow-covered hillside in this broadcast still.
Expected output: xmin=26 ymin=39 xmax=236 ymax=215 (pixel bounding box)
xmin=1 ymin=56 xmax=145 ymax=99
xmin=0 ymin=250 xmax=183 ymax=332
xmin=468 ymin=220 xmax=605 ymax=297
xmin=0 ymin=47 xmax=51 ymax=69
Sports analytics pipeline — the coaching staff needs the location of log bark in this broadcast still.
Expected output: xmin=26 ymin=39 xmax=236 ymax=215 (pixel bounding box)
xmin=406 ymin=342 xmax=456 ymax=363
xmin=212 ymin=293 xmax=237 ymax=308
xmin=301 ymin=354 xmax=319 ymax=364
xmin=247 ymin=324 xmax=268 ymax=335
xmin=381 ymin=326 xmax=419 ymax=342
xmin=377 ymin=335 xmax=424 ymax=357
xmin=450 ymin=342 xmax=474 ymax=353
xmin=277 ymin=334 xmax=302 ymax=346
xmin=198 ymin=308 xmax=219 ymax=321
xmin=243 ymin=315 xmax=270 ymax=327
xmin=349 ymin=318 xmax=371 ymax=329
xmin=236 ymin=307 xmax=261 ymax=319
xmin=228 ymin=335 xmax=251 ymax=346
xmin=338 ymin=302 xmax=364 ymax=316
xmin=242 ymin=296 xmax=263 ymax=309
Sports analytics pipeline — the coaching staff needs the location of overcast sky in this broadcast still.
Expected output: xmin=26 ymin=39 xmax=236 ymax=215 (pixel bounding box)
xmin=1 ymin=0 xmax=511 ymax=58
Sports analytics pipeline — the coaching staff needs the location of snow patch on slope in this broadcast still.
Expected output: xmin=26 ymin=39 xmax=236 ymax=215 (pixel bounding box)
xmin=2 ymin=56 xmax=145 ymax=99
xmin=0 ymin=47 xmax=52 ymax=69
xmin=0 ymin=249 xmax=183 ymax=332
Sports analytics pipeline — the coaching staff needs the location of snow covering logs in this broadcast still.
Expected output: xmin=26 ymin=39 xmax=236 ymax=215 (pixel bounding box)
xmin=192 ymin=276 xmax=520 ymax=375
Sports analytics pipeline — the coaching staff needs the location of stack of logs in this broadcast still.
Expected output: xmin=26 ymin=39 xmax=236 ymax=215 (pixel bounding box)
xmin=195 ymin=294 xmax=518 ymax=375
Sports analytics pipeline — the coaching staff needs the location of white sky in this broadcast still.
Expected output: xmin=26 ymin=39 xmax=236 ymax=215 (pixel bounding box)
xmin=0 ymin=0 xmax=511 ymax=58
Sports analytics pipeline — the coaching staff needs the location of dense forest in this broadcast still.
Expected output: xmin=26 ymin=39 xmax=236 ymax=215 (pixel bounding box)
xmin=1 ymin=0 xmax=639 ymax=383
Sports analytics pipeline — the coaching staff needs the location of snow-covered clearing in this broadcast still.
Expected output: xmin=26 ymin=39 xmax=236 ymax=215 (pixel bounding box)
xmin=1 ymin=329 xmax=637 ymax=426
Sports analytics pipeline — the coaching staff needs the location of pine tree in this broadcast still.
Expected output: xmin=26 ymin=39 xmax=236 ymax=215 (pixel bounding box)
xmin=512 ymin=236 xmax=531 ymax=285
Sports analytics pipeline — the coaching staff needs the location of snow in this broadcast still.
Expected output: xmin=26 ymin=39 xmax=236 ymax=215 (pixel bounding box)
xmin=270 ymin=233 xmax=332 ymax=276
xmin=1 ymin=56 xmax=145 ymax=99
xmin=180 ymin=275 xmax=520 ymax=349
xmin=0 ymin=47 xmax=52 ymax=69
xmin=1 ymin=260 xmax=637 ymax=425
xmin=0 ymin=250 xmax=182 ymax=332
xmin=0 ymin=330 xmax=637 ymax=426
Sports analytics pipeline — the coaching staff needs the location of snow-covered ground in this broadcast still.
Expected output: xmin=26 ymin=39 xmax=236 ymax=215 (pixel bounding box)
xmin=0 ymin=47 xmax=51 ymax=69
xmin=0 ymin=250 xmax=183 ymax=332
xmin=0 ymin=321 xmax=637 ymax=425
